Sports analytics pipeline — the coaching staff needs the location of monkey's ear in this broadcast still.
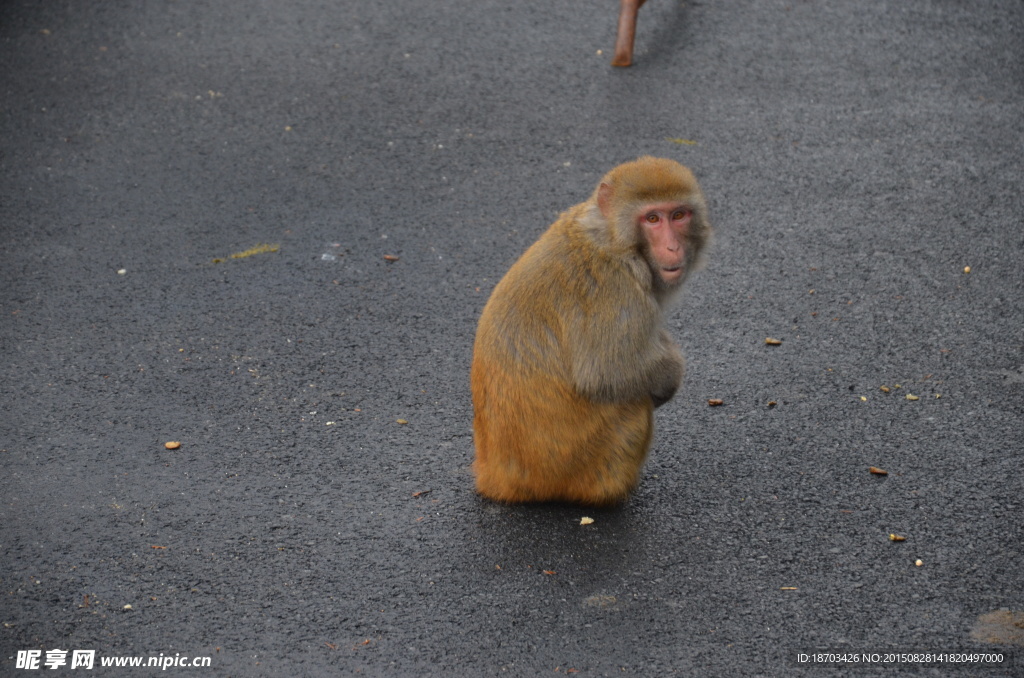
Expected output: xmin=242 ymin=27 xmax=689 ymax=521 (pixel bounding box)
xmin=597 ymin=182 xmax=615 ymax=219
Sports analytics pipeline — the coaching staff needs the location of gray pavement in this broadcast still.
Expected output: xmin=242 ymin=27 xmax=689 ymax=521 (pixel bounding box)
xmin=1 ymin=1 xmax=1022 ymax=675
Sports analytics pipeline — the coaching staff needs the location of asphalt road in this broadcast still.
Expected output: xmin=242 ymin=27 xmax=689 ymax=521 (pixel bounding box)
xmin=2 ymin=1 xmax=1022 ymax=676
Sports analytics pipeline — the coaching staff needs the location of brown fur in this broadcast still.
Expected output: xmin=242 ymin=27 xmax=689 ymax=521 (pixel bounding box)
xmin=471 ymin=157 xmax=711 ymax=505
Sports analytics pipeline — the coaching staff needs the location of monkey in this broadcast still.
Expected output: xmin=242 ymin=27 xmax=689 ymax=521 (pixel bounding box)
xmin=470 ymin=156 xmax=711 ymax=505
xmin=612 ymin=0 xmax=647 ymax=67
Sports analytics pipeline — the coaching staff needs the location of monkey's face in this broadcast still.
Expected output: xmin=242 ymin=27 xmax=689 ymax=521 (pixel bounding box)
xmin=637 ymin=201 xmax=693 ymax=285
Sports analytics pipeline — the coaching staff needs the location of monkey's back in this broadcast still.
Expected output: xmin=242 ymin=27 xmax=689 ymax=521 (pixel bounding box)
xmin=470 ymin=213 xmax=654 ymax=505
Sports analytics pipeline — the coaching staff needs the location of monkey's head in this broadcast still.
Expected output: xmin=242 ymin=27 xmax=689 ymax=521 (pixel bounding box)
xmin=594 ymin=156 xmax=711 ymax=290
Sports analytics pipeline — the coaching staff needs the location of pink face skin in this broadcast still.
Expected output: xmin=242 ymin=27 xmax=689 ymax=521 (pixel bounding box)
xmin=638 ymin=202 xmax=692 ymax=284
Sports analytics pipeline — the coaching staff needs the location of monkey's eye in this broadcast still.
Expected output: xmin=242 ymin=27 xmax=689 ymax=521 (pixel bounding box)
xmin=645 ymin=213 xmax=659 ymax=224
xmin=672 ymin=209 xmax=691 ymax=221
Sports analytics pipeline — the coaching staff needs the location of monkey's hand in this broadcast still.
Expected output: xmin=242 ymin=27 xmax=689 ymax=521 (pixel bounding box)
xmin=649 ymin=371 xmax=680 ymax=408
xmin=651 ymin=392 xmax=673 ymax=408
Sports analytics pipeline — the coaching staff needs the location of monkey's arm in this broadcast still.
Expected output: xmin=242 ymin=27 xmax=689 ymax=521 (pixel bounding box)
xmin=649 ymin=329 xmax=684 ymax=407
xmin=569 ymin=290 xmax=682 ymax=405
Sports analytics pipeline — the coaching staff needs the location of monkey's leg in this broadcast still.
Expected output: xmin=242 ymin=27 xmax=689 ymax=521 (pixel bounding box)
xmin=554 ymin=400 xmax=654 ymax=505
xmin=473 ymin=368 xmax=653 ymax=504
xmin=611 ymin=0 xmax=648 ymax=67
xmin=478 ymin=394 xmax=653 ymax=505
